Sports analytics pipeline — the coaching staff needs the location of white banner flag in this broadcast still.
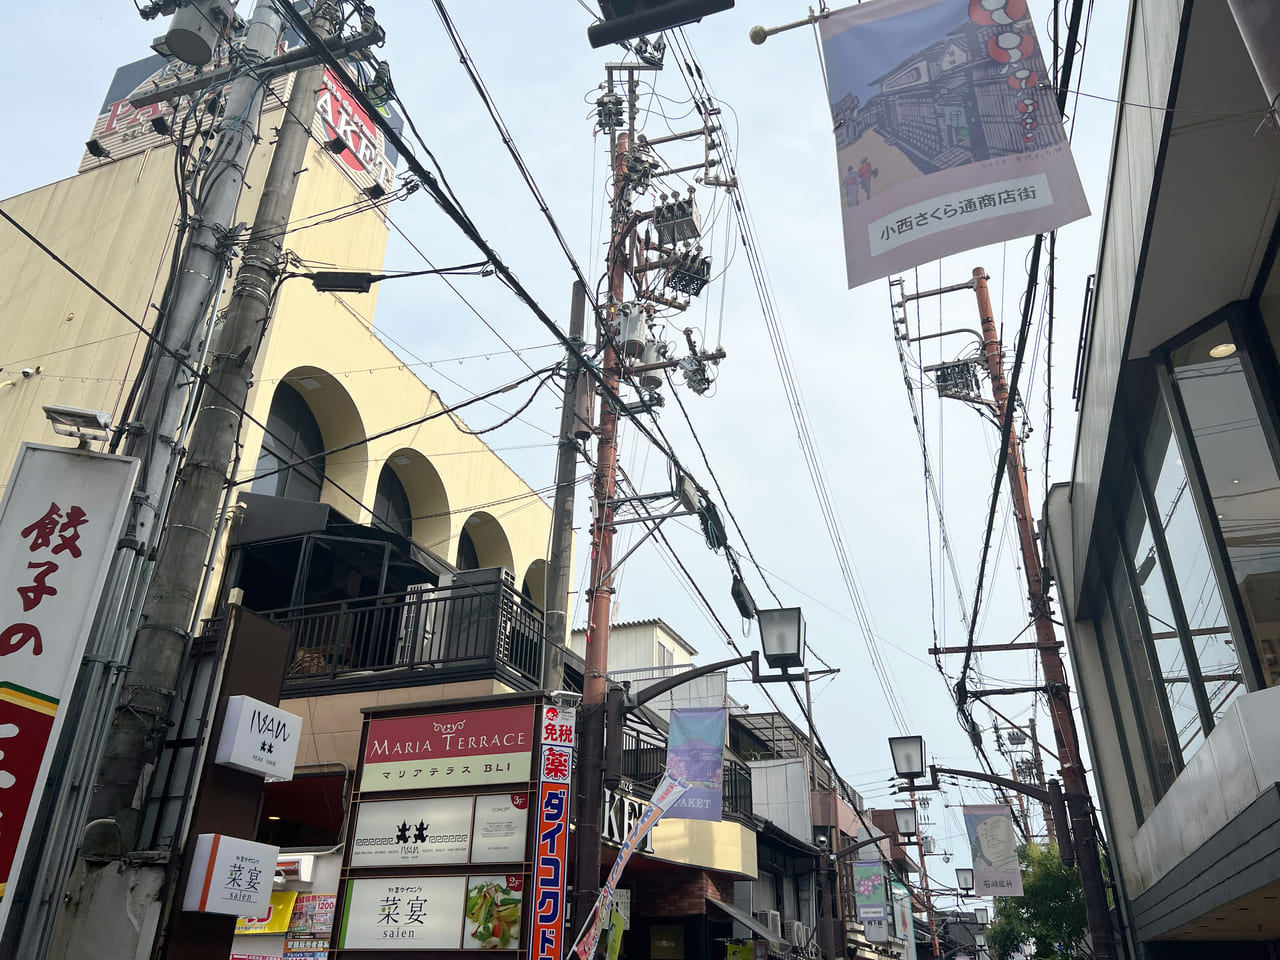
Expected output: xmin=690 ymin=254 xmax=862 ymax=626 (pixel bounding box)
xmin=963 ymin=804 xmax=1024 ymax=896
xmin=820 ymin=0 xmax=1089 ymax=288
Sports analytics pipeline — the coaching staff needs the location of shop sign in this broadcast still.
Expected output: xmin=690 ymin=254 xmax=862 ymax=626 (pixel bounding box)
xmin=471 ymin=792 xmax=530 ymax=863
xmin=601 ymin=787 xmax=654 ymax=855
xmin=215 ymin=695 xmax=301 ymax=780
xmin=337 ymin=874 xmax=524 ymax=950
xmin=361 ymin=704 xmax=536 ymax=792
xmin=863 ymin=918 xmax=889 ymax=943
xmin=0 ymin=444 xmax=136 ymax=930
xmin=236 ymin=890 xmax=298 ymax=935
xmin=183 ymin=834 xmax=279 ymax=917
xmin=531 ymin=705 xmax=575 ymax=960
xmin=351 ymin=795 xmax=474 ymax=867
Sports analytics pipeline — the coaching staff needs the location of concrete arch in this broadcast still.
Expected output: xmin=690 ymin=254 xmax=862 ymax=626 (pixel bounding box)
xmin=458 ymin=511 xmax=514 ymax=574
xmin=278 ymin=366 xmax=368 ymax=519
xmin=522 ymin=558 xmax=549 ymax=612
xmin=383 ymin=447 xmax=451 ymax=553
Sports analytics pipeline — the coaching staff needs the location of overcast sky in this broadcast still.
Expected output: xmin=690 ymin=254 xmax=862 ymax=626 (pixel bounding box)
xmin=4 ymin=0 xmax=1128 ymax=895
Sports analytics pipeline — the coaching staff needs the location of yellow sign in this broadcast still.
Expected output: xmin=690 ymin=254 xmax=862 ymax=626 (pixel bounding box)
xmin=236 ymin=891 xmax=298 ymax=935
xmin=606 ymin=909 xmax=625 ymax=960
xmin=727 ymin=944 xmax=754 ymax=960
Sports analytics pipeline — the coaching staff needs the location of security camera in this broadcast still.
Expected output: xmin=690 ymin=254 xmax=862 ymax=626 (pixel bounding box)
xmin=21 ymin=368 xmax=34 ymax=378
xmin=816 ymin=834 xmax=829 ymax=848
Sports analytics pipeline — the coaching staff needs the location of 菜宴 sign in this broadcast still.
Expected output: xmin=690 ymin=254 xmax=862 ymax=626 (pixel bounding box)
xmin=183 ymin=833 xmax=279 ymax=917
xmin=360 ymin=704 xmax=537 ymax=792
xmin=0 ymin=444 xmax=137 ymax=932
xmin=215 ymin=695 xmax=301 ymax=780
xmin=336 ymin=874 xmax=524 ymax=950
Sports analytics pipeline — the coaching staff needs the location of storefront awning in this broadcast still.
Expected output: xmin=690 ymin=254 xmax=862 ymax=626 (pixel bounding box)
xmin=705 ymin=896 xmax=788 ymax=953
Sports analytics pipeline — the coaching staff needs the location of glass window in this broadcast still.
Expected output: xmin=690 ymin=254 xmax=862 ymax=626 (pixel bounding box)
xmin=1124 ymin=482 xmax=1204 ymax=759
xmin=1143 ymin=400 xmax=1244 ymax=725
xmin=372 ymin=465 xmax=412 ymax=539
xmin=1170 ymin=321 xmax=1280 ymax=688
xmin=251 ymin=384 xmax=325 ymax=502
xmin=1107 ymin=550 xmax=1179 ymax=796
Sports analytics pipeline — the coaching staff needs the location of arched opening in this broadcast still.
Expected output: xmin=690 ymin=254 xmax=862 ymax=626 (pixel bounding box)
xmin=372 ymin=464 xmax=412 ymax=539
xmin=522 ymin=559 xmax=549 ymax=613
xmin=274 ymin=367 xmax=368 ymax=517
xmin=382 ymin=448 xmax=450 ymax=555
xmin=457 ymin=512 xmax=514 ymax=573
xmin=251 ymin=383 xmax=325 ymax=501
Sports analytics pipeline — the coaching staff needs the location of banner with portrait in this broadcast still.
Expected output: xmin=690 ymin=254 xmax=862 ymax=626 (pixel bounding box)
xmin=820 ymin=0 xmax=1089 ymax=288
xmin=962 ymin=804 xmax=1023 ymax=895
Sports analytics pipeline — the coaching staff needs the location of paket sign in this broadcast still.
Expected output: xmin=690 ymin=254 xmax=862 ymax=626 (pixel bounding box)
xmin=361 ymin=705 xmax=536 ymax=791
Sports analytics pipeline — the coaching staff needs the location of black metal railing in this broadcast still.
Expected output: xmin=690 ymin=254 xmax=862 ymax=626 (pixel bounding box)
xmin=723 ymin=759 xmax=753 ymax=821
xmin=261 ymin=573 xmax=543 ymax=693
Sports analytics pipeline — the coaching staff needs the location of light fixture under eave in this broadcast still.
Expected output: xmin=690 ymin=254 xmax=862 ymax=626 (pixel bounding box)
xmin=1209 ymin=342 xmax=1237 ymax=359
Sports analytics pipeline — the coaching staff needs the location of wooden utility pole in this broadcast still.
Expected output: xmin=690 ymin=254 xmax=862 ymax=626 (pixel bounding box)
xmin=912 ymin=790 xmax=941 ymax=958
xmin=971 ymin=267 xmax=1117 ymax=960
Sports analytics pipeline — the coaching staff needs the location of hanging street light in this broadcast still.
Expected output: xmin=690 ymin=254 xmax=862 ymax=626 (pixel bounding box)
xmin=889 ymin=734 xmax=927 ymax=780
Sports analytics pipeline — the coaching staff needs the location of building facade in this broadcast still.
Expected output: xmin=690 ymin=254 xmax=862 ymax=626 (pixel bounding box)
xmin=1043 ymin=1 xmax=1280 ymax=957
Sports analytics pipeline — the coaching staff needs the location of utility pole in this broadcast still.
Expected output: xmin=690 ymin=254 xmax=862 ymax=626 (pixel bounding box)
xmin=912 ymin=790 xmax=941 ymax=958
xmin=971 ymin=267 xmax=1117 ymax=960
xmin=573 ymin=74 xmax=634 ymax=937
xmin=543 ymin=280 xmax=588 ymax=690
xmin=1028 ymin=713 xmax=1054 ymax=844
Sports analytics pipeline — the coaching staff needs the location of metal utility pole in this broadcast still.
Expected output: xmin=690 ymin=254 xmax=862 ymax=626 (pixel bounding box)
xmin=573 ymin=96 xmax=633 ymax=936
xmin=970 ymin=267 xmax=1117 ymax=960
xmin=91 ymin=2 xmax=340 ymax=838
xmin=543 ymin=280 xmax=588 ymax=690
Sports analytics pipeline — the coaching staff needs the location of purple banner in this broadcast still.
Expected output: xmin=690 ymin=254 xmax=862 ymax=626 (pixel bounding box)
xmin=665 ymin=707 xmax=726 ymax=822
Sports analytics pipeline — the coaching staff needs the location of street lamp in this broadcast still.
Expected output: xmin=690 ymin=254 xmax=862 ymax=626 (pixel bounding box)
xmin=893 ymin=806 xmax=918 ymax=838
xmin=888 ymin=735 xmax=926 ymax=779
xmin=976 ymin=907 xmax=989 ymax=925
xmin=757 ymin=606 xmax=805 ymax=670
xmin=955 ymin=868 xmax=974 ymax=893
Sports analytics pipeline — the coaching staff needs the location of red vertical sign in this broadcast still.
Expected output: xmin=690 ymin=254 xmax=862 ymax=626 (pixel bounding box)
xmin=531 ymin=705 xmax=575 ymax=960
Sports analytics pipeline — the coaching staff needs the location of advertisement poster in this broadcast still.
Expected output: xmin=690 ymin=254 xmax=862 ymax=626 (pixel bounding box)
xmin=338 ymin=876 xmax=468 ymax=950
xmin=963 ymin=804 xmax=1024 ymax=895
xmin=471 ymin=793 xmax=530 ymax=863
xmin=665 ymin=707 xmax=726 ymax=822
xmin=852 ymin=861 xmax=888 ymax=921
xmin=0 ymin=446 xmax=137 ymax=930
xmin=351 ymin=795 xmax=474 ymax=866
xmin=289 ymin=893 xmax=336 ymax=935
xmin=464 ymin=875 xmax=524 ymax=950
xmin=531 ymin=704 xmax=575 ymax=960
xmin=820 ymin=0 xmax=1089 ymax=287
xmin=892 ymin=881 xmax=918 ymax=960
xmin=361 ymin=705 xmax=536 ymax=791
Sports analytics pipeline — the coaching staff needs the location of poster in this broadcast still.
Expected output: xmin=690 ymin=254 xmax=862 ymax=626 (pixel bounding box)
xmin=820 ymin=0 xmax=1089 ymax=287
xmin=350 ymin=795 xmax=474 ymax=866
xmin=464 ymin=875 xmax=524 ymax=950
xmin=963 ymin=804 xmax=1024 ymax=895
xmin=471 ymin=793 xmax=530 ymax=863
xmin=288 ymin=893 xmax=336 ymax=935
xmin=236 ymin=890 xmax=298 ymax=935
xmin=665 ymin=707 xmax=726 ymax=822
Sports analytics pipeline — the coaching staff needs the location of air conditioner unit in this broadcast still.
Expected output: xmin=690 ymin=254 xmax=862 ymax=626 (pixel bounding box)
xmin=754 ymin=910 xmax=782 ymax=939
xmin=784 ymin=920 xmax=809 ymax=948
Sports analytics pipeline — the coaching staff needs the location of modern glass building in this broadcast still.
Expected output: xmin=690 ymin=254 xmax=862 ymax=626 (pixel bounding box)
xmin=1044 ymin=2 xmax=1280 ymax=957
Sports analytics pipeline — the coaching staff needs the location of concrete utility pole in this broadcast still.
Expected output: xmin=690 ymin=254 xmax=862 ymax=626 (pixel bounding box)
xmin=90 ymin=1 xmax=344 ymax=844
xmin=543 ymin=280 xmax=588 ymax=691
xmin=971 ymin=267 xmax=1117 ymax=960
xmin=912 ymin=790 xmax=941 ymax=958
xmin=573 ymin=116 xmax=632 ymax=941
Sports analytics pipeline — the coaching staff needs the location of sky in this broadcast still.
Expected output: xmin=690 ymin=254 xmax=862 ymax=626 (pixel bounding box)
xmin=3 ymin=0 xmax=1128 ymax=901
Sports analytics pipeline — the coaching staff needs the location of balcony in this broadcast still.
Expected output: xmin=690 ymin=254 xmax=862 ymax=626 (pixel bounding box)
xmin=256 ymin=567 xmax=544 ymax=696
xmin=615 ymin=724 xmax=754 ymax=822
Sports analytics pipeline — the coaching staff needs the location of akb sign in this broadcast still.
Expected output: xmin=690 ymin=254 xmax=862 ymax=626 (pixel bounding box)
xmin=601 ymin=787 xmax=654 ymax=855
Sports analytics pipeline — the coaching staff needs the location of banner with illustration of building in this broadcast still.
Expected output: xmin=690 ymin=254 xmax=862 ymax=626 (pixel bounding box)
xmin=665 ymin=707 xmax=727 ymax=821
xmin=820 ymin=0 xmax=1089 ymax=288
xmin=963 ymin=804 xmax=1024 ymax=895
